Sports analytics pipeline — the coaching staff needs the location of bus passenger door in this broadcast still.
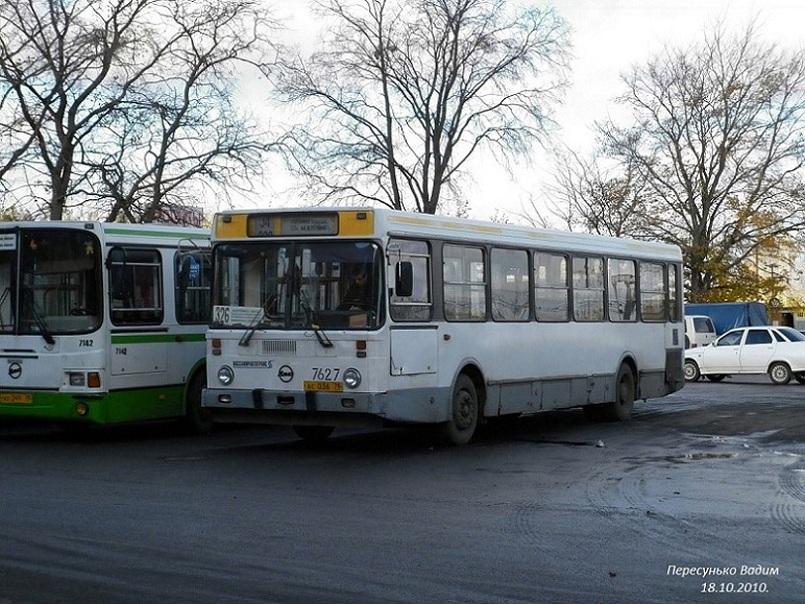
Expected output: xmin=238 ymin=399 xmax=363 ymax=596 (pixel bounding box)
xmin=107 ymin=246 xmax=168 ymax=384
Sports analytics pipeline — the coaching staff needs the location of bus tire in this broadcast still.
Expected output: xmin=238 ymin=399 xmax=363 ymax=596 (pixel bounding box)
xmin=293 ymin=425 xmax=335 ymax=442
xmin=604 ymin=363 xmax=635 ymax=422
xmin=439 ymin=374 xmax=479 ymax=446
xmin=182 ymin=371 xmax=213 ymax=435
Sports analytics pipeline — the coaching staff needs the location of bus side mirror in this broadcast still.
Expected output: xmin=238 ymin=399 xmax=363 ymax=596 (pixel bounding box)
xmin=395 ymin=261 xmax=413 ymax=297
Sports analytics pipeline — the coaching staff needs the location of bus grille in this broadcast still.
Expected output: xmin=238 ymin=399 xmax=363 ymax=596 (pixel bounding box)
xmin=262 ymin=340 xmax=297 ymax=355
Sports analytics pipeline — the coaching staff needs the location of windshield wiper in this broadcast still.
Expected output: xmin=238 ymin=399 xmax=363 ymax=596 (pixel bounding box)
xmin=298 ymin=289 xmax=332 ymax=348
xmin=238 ymin=306 xmax=267 ymax=347
xmin=23 ymin=287 xmax=55 ymax=345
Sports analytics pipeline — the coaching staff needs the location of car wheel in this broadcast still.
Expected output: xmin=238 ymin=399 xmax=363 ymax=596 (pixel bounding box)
xmin=706 ymin=374 xmax=726 ymax=382
xmin=683 ymin=360 xmax=700 ymax=382
xmin=795 ymin=372 xmax=805 ymax=384
xmin=768 ymin=362 xmax=792 ymax=385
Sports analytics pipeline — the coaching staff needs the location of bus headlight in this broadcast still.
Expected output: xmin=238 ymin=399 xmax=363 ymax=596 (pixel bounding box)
xmin=343 ymin=368 xmax=361 ymax=389
xmin=217 ymin=365 xmax=234 ymax=386
xmin=68 ymin=372 xmax=102 ymax=388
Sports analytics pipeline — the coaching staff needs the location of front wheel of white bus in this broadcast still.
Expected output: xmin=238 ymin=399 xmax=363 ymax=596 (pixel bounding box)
xmin=293 ymin=425 xmax=336 ymax=442
xmin=439 ymin=374 xmax=479 ymax=446
xmin=182 ymin=371 xmax=213 ymax=435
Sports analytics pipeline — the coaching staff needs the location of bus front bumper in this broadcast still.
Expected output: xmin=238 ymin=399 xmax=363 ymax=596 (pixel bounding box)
xmin=202 ymin=386 xmax=447 ymax=427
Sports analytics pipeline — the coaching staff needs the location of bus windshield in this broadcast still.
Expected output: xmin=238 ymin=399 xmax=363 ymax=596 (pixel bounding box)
xmin=0 ymin=229 xmax=102 ymax=336
xmin=212 ymin=241 xmax=383 ymax=330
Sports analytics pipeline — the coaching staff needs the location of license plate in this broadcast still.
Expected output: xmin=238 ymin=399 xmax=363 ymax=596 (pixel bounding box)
xmin=303 ymin=381 xmax=344 ymax=393
xmin=0 ymin=393 xmax=33 ymax=404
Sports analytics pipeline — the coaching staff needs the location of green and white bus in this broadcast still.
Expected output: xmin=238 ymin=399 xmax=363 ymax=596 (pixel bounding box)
xmin=203 ymin=207 xmax=685 ymax=445
xmin=0 ymin=221 xmax=211 ymax=432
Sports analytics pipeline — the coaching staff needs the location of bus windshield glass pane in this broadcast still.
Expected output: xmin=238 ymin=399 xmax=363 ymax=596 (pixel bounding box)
xmin=213 ymin=241 xmax=383 ymax=330
xmin=15 ymin=229 xmax=102 ymax=335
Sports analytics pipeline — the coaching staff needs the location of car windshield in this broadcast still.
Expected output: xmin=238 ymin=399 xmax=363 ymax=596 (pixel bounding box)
xmin=212 ymin=240 xmax=383 ymax=330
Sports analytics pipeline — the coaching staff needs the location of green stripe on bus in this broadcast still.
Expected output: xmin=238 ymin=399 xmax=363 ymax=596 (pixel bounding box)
xmin=111 ymin=333 xmax=205 ymax=344
xmin=0 ymin=385 xmax=186 ymax=424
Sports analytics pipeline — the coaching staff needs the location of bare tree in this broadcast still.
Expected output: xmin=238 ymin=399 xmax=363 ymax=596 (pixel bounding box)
xmin=275 ymin=0 xmax=570 ymax=214
xmin=590 ymin=21 xmax=805 ymax=301
xmin=542 ymin=148 xmax=651 ymax=238
xmin=0 ymin=0 xmax=282 ymax=221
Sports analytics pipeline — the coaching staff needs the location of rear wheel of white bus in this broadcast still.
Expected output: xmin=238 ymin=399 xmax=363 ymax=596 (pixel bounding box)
xmin=605 ymin=363 xmax=636 ymax=422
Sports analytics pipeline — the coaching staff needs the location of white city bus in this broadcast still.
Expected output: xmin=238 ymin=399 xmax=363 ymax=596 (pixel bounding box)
xmin=203 ymin=207 xmax=684 ymax=445
xmin=0 ymin=222 xmax=211 ymax=432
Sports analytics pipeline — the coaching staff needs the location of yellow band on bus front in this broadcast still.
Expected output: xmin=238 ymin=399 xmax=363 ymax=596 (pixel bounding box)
xmin=214 ymin=213 xmax=249 ymax=239
xmin=338 ymin=211 xmax=375 ymax=236
xmin=214 ymin=210 xmax=375 ymax=239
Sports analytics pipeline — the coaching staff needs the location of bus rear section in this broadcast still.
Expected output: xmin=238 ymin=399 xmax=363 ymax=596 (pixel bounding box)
xmin=203 ymin=208 xmax=685 ymax=446
xmin=0 ymin=222 xmax=211 ymax=432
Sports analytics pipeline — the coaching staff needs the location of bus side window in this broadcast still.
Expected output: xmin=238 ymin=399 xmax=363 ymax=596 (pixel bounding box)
xmin=109 ymin=248 xmax=163 ymax=325
xmin=639 ymin=262 xmax=666 ymax=322
xmin=572 ymin=256 xmax=604 ymax=322
xmin=608 ymin=258 xmax=637 ymax=322
xmin=175 ymin=250 xmax=211 ymax=324
xmin=443 ymin=244 xmax=486 ymax=321
xmin=389 ymin=239 xmax=432 ymax=322
xmin=535 ymin=251 xmax=569 ymax=322
xmin=668 ymin=264 xmax=680 ymax=322
xmin=490 ymin=248 xmax=529 ymax=321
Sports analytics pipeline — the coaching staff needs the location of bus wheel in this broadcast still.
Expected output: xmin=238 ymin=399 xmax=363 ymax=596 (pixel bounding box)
xmin=293 ymin=425 xmax=335 ymax=442
xmin=604 ymin=364 xmax=635 ymax=422
xmin=439 ymin=374 xmax=479 ymax=446
xmin=182 ymin=371 xmax=212 ymax=435
xmin=768 ymin=362 xmax=792 ymax=385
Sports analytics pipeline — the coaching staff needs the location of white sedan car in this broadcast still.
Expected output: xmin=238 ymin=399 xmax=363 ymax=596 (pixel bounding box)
xmin=684 ymin=326 xmax=805 ymax=385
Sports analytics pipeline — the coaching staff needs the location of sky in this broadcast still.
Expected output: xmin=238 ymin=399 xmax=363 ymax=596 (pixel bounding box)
xmin=237 ymin=0 xmax=805 ymax=224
